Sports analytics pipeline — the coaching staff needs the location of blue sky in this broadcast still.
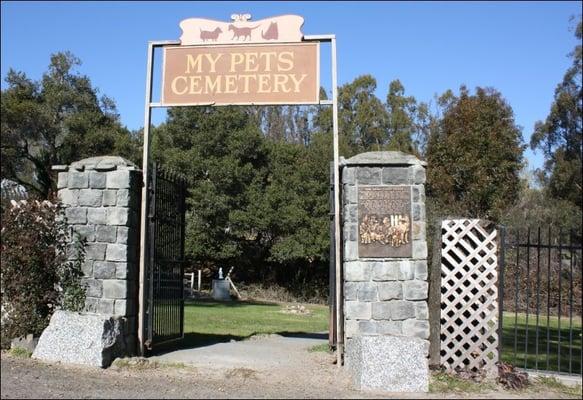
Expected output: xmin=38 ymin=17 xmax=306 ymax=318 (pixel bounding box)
xmin=2 ymin=1 xmax=581 ymax=171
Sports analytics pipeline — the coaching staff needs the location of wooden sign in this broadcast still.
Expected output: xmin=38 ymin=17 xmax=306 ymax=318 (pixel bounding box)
xmin=161 ymin=43 xmax=319 ymax=106
xmin=358 ymin=186 xmax=412 ymax=258
xmin=179 ymin=14 xmax=304 ymax=46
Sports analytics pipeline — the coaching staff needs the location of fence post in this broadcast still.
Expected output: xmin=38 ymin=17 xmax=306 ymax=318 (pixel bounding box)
xmin=498 ymin=225 xmax=506 ymax=361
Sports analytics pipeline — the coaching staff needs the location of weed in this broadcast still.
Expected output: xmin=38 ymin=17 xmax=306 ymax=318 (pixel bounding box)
xmin=532 ymin=376 xmax=582 ymax=397
xmin=308 ymin=343 xmax=330 ymax=353
xmin=9 ymin=347 xmax=32 ymax=358
xmin=429 ymin=371 xmax=495 ymax=393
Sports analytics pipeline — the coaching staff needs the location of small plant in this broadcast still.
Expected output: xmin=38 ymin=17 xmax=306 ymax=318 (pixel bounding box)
xmin=1 ymin=199 xmax=86 ymax=346
xmin=9 ymin=347 xmax=32 ymax=358
xmin=497 ymin=362 xmax=529 ymax=390
xmin=308 ymin=343 xmax=330 ymax=353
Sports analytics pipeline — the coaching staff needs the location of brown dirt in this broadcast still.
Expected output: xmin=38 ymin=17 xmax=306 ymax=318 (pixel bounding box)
xmin=0 ymin=352 xmax=579 ymax=399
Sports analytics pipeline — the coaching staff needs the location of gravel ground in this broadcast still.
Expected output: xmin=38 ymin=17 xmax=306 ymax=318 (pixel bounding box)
xmin=1 ymin=334 xmax=581 ymax=400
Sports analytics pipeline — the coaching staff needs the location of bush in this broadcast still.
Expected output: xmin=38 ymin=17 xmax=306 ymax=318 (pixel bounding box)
xmin=1 ymin=199 xmax=86 ymax=344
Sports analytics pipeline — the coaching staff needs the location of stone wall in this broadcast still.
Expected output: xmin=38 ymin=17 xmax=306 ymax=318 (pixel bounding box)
xmin=52 ymin=156 xmax=141 ymax=354
xmin=341 ymin=151 xmax=429 ymax=392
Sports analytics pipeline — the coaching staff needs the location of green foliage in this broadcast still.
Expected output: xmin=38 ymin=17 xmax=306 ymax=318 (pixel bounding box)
xmin=426 ymin=86 xmax=525 ymax=221
xmin=0 ymin=199 xmax=86 ymax=340
xmin=0 ymin=51 xmax=141 ymax=198
xmin=9 ymin=347 xmax=32 ymax=358
xmin=530 ymin=18 xmax=582 ymax=211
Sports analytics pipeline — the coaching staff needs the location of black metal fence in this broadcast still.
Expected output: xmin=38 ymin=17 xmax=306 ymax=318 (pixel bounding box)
xmin=145 ymin=163 xmax=187 ymax=349
xmin=499 ymin=226 xmax=582 ymax=376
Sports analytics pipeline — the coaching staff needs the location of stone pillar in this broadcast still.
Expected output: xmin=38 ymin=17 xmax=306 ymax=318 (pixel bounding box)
xmin=52 ymin=156 xmax=141 ymax=355
xmin=342 ymin=151 xmax=429 ymax=392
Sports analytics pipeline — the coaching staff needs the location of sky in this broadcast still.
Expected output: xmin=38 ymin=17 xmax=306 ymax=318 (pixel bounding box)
xmin=2 ymin=1 xmax=581 ymax=172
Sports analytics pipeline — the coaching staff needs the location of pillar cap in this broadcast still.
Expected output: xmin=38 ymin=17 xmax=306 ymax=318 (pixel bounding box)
xmin=52 ymin=156 xmax=139 ymax=172
xmin=341 ymin=151 xmax=426 ymax=167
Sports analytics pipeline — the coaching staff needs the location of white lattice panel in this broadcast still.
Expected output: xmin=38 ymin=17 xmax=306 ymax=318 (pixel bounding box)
xmin=440 ymin=219 xmax=499 ymax=372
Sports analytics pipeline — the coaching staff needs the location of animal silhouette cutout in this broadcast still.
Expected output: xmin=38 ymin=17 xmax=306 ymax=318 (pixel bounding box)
xmin=228 ymin=24 xmax=260 ymax=40
xmin=200 ymin=27 xmax=222 ymax=42
xmin=261 ymin=21 xmax=279 ymax=40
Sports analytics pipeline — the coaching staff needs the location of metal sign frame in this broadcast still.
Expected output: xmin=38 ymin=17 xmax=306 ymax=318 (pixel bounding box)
xmin=137 ymin=34 xmax=343 ymax=365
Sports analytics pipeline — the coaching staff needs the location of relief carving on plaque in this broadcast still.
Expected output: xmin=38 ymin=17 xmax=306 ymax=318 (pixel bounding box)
xmin=358 ymin=186 xmax=412 ymax=258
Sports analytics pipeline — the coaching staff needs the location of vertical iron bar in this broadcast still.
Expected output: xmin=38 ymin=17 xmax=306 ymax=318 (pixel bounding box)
xmin=568 ymin=230 xmax=573 ymax=375
xmin=557 ymin=228 xmax=562 ymax=373
xmin=535 ymin=227 xmax=541 ymax=371
xmin=546 ymin=226 xmax=551 ymax=371
xmin=514 ymin=229 xmax=520 ymax=366
xmin=524 ymin=228 xmax=531 ymax=369
xmin=498 ymin=226 xmax=506 ymax=362
xmin=147 ymin=163 xmax=157 ymax=348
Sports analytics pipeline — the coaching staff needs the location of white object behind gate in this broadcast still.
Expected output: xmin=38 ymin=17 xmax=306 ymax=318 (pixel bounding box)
xmin=440 ymin=219 xmax=499 ymax=372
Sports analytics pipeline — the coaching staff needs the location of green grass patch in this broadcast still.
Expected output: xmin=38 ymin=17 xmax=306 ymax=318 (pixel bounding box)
xmin=163 ymin=299 xmax=329 ymax=350
xmin=9 ymin=347 xmax=32 ymax=358
xmin=531 ymin=376 xmax=582 ymax=397
xmin=429 ymin=371 xmax=495 ymax=393
xmin=501 ymin=312 xmax=582 ymax=375
xmin=308 ymin=343 xmax=330 ymax=353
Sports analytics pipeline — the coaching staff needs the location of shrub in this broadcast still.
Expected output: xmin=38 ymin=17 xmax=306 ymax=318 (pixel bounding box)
xmin=1 ymin=199 xmax=86 ymax=344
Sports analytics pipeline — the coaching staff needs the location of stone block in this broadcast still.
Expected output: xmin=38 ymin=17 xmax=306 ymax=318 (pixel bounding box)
xmin=103 ymin=280 xmax=127 ymax=299
xmin=84 ymin=297 xmax=99 ymax=313
xmin=381 ymin=167 xmax=409 ymax=184
xmin=344 ymin=282 xmax=359 ymax=301
xmin=344 ymin=240 xmax=359 ymax=261
xmin=86 ymin=243 xmax=106 ymax=261
xmin=96 ymin=225 xmax=117 ymax=243
xmin=343 ymin=185 xmax=357 ymax=204
xmin=399 ymin=262 xmax=415 ymax=280
xmin=346 ymin=335 xmax=429 ymax=392
xmin=102 ymin=190 xmax=117 ymax=206
xmin=106 ymin=170 xmax=131 ymax=189
xmin=84 ymin=279 xmax=103 ymax=298
xmin=345 ymin=319 xmax=359 ymax=338
xmin=93 ymin=261 xmax=117 ymax=279
xmin=414 ymin=260 xmax=428 ymax=280
xmin=412 ymin=185 xmax=425 ymax=203
xmin=345 ymin=205 xmax=358 ymax=224
xmin=68 ymin=172 xmax=89 ymax=189
xmin=79 ymin=189 xmax=103 ymax=207
xmin=97 ymin=299 xmax=115 ymax=315
xmin=377 ymin=282 xmax=402 ymax=300
xmin=389 ymin=300 xmax=416 ymax=320
xmin=412 ymin=241 xmax=427 ymax=259
xmin=372 ymin=262 xmax=399 ymax=281
xmin=411 ymin=165 xmax=426 ymax=184
xmin=412 ymin=222 xmax=426 ymax=241
xmin=89 ymin=172 xmax=107 ymax=189
xmin=356 ymin=168 xmax=381 ymax=185
xmin=342 ymin=168 xmax=355 ymax=185
xmin=345 ymin=301 xmax=371 ymax=320
xmin=114 ymin=300 xmax=128 ymax=316
xmin=371 ymin=302 xmax=391 ymax=320
xmin=343 ymin=223 xmax=357 ymax=242
xmin=107 ymin=208 xmax=129 ymax=226
xmin=58 ymin=189 xmax=79 ymax=206
xmin=345 ymin=262 xmax=371 ymax=282
xmin=414 ymin=302 xmax=429 ymax=319
xmin=403 ymin=281 xmax=428 ymax=300
xmin=106 ymin=244 xmax=131 ymax=262
xmin=403 ymin=319 xmax=430 ymax=340
xmin=32 ymin=310 xmax=126 ymax=368
xmin=376 ymin=320 xmax=403 ymax=335
xmin=87 ymin=208 xmax=107 ymax=225
xmin=358 ymin=320 xmax=378 ymax=335
xmin=57 ymin=172 xmax=69 ymax=189
xmin=357 ymin=282 xmax=378 ymax=302
xmin=116 ymin=189 xmax=130 ymax=207
xmin=116 ymin=227 xmax=130 ymax=244
xmin=115 ymin=263 xmax=128 ymax=279
xmin=65 ymin=207 xmax=87 ymax=224
xmin=73 ymin=225 xmax=95 ymax=242
xmin=81 ymin=260 xmax=93 ymax=277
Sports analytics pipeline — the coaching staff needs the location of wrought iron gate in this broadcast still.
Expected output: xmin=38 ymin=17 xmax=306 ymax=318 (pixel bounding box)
xmin=145 ymin=163 xmax=186 ymax=349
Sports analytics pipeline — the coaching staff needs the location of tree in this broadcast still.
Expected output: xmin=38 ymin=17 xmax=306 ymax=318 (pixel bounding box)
xmin=386 ymin=79 xmax=416 ymax=153
xmin=530 ymin=18 xmax=582 ymax=210
xmin=0 ymin=52 xmax=140 ymax=198
xmin=426 ymin=86 xmax=525 ymax=220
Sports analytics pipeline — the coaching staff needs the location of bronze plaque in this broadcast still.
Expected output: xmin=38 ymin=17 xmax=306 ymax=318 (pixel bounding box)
xmin=358 ymin=186 xmax=412 ymax=258
xmin=161 ymin=43 xmax=319 ymax=106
